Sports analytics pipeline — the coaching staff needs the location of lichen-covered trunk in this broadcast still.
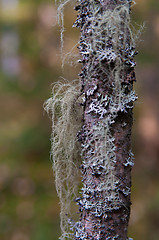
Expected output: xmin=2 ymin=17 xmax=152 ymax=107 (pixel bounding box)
xmin=74 ymin=0 xmax=137 ymax=239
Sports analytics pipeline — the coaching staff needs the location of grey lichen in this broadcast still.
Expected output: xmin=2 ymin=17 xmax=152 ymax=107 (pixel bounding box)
xmin=123 ymin=151 xmax=134 ymax=167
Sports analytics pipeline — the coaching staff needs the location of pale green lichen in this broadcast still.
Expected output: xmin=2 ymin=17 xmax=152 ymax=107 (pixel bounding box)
xmin=55 ymin=0 xmax=77 ymax=53
xmin=44 ymin=80 xmax=82 ymax=239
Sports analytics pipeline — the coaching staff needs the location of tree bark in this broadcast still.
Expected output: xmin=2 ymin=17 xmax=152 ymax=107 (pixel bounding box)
xmin=74 ymin=0 xmax=137 ymax=239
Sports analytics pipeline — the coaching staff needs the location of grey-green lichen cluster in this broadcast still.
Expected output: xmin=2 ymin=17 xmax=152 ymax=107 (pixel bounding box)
xmin=44 ymin=80 xmax=83 ymax=239
xmin=46 ymin=0 xmax=139 ymax=239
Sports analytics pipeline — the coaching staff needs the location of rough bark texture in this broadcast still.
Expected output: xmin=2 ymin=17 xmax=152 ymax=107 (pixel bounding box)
xmin=74 ymin=0 xmax=137 ymax=239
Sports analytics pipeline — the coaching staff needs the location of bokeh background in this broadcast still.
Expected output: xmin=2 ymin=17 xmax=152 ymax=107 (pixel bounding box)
xmin=0 ymin=0 xmax=159 ymax=240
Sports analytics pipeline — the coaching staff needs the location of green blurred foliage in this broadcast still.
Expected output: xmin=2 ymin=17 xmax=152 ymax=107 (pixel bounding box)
xmin=0 ymin=0 xmax=159 ymax=239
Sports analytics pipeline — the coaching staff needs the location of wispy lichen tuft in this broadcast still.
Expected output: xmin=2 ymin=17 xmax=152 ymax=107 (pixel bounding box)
xmin=44 ymin=80 xmax=83 ymax=239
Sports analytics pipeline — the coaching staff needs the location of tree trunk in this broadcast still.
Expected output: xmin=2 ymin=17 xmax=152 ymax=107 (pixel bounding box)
xmin=74 ymin=0 xmax=137 ymax=239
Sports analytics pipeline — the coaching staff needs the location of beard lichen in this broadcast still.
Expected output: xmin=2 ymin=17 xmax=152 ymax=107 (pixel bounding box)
xmin=44 ymin=80 xmax=83 ymax=239
xmin=46 ymin=0 xmax=139 ymax=239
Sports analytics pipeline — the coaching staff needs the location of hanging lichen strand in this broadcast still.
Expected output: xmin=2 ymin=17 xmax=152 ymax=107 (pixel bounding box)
xmin=73 ymin=0 xmax=137 ymax=239
xmin=44 ymin=80 xmax=83 ymax=240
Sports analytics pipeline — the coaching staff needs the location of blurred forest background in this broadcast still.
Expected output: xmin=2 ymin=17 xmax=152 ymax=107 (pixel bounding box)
xmin=0 ymin=0 xmax=159 ymax=240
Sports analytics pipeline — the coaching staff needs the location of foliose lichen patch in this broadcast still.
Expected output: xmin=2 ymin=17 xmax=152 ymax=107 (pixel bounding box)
xmin=73 ymin=1 xmax=138 ymax=238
